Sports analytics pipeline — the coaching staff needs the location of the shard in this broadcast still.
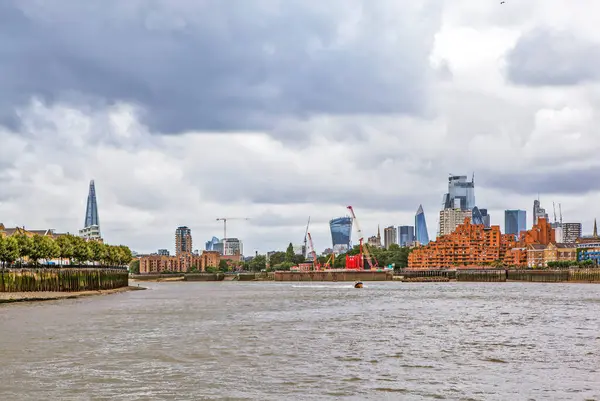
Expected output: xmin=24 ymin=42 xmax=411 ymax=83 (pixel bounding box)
xmin=84 ymin=180 xmax=100 ymax=229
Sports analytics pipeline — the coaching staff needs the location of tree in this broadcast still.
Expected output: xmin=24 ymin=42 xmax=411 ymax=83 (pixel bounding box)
xmin=0 ymin=236 xmax=19 ymax=267
xmin=55 ymin=235 xmax=75 ymax=265
xmin=219 ymin=259 xmax=229 ymax=272
xmin=14 ymin=234 xmax=33 ymax=265
xmin=285 ymin=243 xmax=295 ymax=263
xmin=72 ymin=237 xmax=92 ymax=265
xmin=249 ymin=255 xmax=266 ymax=271
xmin=118 ymin=245 xmax=133 ymax=266
xmin=129 ymin=259 xmax=140 ymax=274
xmin=268 ymin=251 xmax=286 ymax=266
xmin=88 ymin=240 xmax=106 ymax=265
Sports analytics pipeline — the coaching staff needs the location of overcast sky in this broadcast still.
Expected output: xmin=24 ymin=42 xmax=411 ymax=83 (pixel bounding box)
xmin=1 ymin=0 xmax=599 ymax=254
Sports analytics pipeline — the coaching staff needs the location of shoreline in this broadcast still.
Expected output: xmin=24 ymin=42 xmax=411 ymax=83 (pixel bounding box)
xmin=0 ymin=286 xmax=146 ymax=304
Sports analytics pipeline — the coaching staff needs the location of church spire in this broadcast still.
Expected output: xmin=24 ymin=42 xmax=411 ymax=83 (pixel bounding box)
xmin=594 ymin=218 xmax=597 ymax=238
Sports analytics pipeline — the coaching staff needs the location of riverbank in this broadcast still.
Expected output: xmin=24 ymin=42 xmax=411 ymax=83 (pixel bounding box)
xmin=0 ymin=286 xmax=146 ymax=304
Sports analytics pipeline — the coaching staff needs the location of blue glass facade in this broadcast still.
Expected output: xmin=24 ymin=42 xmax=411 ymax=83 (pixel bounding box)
xmin=84 ymin=180 xmax=100 ymax=228
xmin=205 ymin=236 xmax=221 ymax=251
xmin=398 ymin=225 xmax=415 ymax=247
xmin=505 ymin=210 xmax=527 ymax=238
xmin=415 ymin=205 xmax=429 ymax=245
xmin=329 ymin=217 xmax=352 ymax=252
xmin=443 ymin=175 xmax=475 ymax=210
xmin=472 ymin=207 xmax=490 ymax=228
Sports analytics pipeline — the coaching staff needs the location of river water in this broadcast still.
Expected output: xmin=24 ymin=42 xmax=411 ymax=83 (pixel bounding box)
xmin=1 ymin=282 xmax=599 ymax=400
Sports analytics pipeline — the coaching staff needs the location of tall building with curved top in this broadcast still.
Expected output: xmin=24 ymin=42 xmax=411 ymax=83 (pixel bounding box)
xmin=415 ymin=205 xmax=430 ymax=245
xmin=329 ymin=216 xmax=352 ymax=253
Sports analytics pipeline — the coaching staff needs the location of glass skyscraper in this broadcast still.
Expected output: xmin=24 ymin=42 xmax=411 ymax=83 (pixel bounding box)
xmin=329 ymin=217 xmax=352 ymax=253
xmin=398 ymin=225 xmax=415 ymax=247
xmin=443 ymin=175 xmax=475 ymax=210
xmin=84 ymin=180 xmax=100 ymax=229
xmin=505 ymin=210 xmax=527 ymax=238
xmin=415 ymin=205 xmax=430 ymax=245
xmin=472 ymin=207 xmax=491 ymax=228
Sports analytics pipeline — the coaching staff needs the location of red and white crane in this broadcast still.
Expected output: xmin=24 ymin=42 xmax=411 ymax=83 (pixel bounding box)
xmin=347 ymin=206 xmax=376 ymax=270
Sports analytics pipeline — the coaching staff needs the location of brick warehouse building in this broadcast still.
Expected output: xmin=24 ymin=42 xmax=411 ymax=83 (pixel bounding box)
xmin=139 ymin=251 xmax=220 ymax=273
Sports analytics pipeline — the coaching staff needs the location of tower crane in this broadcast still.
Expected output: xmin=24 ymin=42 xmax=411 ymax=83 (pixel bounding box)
xmin=216 ymin=217 xmax=250 ymax=240
xmin=307 ymin=232 xmax=320 ymax=270
xmin=347 ymin=206 xmax=376 ymax=269
xmin=303 ymin=216 xmax=311 ymax=258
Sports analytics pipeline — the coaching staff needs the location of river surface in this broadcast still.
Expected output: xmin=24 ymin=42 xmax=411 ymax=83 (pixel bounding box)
xmin=1 ymin=282 xmax=599 ymax=400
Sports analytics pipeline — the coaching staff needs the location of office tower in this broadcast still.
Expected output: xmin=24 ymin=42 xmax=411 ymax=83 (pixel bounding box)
xmin=562 ymin=223 xmax=582 ymax=243
xmin=383 ymin=226 xmax=397 ymax=249
xmin=443 ymin=175 xmax=475 ymax=210
xmin=175 ymin=226 xmax=192 ymax=256
xmin=329 ymin=216 xmax=352 ymax=253
xmin=223 ymin=238 xmax=243 ymax=256
xmin=472 ymin=207 xmax=491 ymax=228
xmin=533 ymin=199 xmax=549 ymax=226
xmin=439 ymin=208 xmax=472 ymax=236
xmin=415 ymin=205 xmax=430 ymax=245
xmin=398 ymin=226 xmax=415 ymax=247
xmin=505 ymin=210 xmax=527 ymax=238
xmin=79 ymin=180 xmax=102 ymax=240
xmin=205 ymin=236 xmax=221 ymax=251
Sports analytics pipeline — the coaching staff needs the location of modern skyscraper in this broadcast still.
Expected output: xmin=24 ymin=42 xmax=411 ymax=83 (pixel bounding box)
xmin=398 ymin=226 xmax=415 ymax=247
xmin=175 ymin=226 xmax=192 ymax=256
xmin=415 ymin=205 xmax=430 ymax=245
xmin=505 ymin=210 xmax=527 ymax=238
xmin=79 ymin=180 xmax=102 ymax=240
xmin=329 ymin=217 xmax=352 ymax=253
xmin=562 ymin=223 xmax=582 ymax=243
xmin=533 ymin=199 xmax=549 ymax=226
xmin=472 ymin=207 xmax=491 ymax=228
xmin=205 ymin=236 xmax=220 ymax=251
xmin=383 ymin=226 xmax=397 ymax=249
xmin=223 ymin=238 xmax=243 ymax=256
xmin=443 ymin=175 xmax=475 ymax=210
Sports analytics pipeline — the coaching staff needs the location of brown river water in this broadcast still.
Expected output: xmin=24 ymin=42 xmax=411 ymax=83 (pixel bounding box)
xmin=1 ymin=281 xmax=599 ymax=400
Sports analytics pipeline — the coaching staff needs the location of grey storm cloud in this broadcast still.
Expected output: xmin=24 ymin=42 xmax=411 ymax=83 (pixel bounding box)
xmin=0 ymin=0 xmax=440 ymax=135
xmin=505 ymin=27 xmax=600 ymax=86
xmin=481 ymin=166 xmax=600 ymax=196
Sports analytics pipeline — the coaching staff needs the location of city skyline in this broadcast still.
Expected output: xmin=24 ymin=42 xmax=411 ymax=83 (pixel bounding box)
xmin=1 ymin=1 xmax=599 ymax=254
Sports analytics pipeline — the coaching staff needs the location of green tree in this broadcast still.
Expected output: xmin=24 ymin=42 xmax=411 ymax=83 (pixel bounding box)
xmin=249 ymin=255 xmax=266 ymax=271
xmin=88 ymin=241 xmax=106 ymax=265
xmin=285 ymin=243 xmax=295 ymax=263
xmin=0 ymin=236 xmax=19 ymax=267
xmin=219 ymin=259 xmax=229 ymax=272
xmin=268 ymin=251 xmax=286 ymax=266
xmin=14 ymin=234 xmax=33 ymax=265
xmin=72 ymin=237 xmax=92 ymax=265
xmin=292 ymin=254 xmax=305 ymax=265
xmin=129 ymin=259 xmax=140 ymax=274
xmin=55 ymin=235 xmax=75 ymax=265
xmin=118 ymin=245 xmax=133 ymax=266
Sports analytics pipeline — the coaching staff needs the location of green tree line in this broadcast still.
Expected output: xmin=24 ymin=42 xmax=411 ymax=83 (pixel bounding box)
xmin=0 ymin=233 xmax=133 ymax=268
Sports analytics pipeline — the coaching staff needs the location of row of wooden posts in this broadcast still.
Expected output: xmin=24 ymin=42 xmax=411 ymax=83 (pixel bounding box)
xmin=398 ymin=269 xmax=600 ymax=283
xmin=0 ymin=268 xmax=129 ymax=292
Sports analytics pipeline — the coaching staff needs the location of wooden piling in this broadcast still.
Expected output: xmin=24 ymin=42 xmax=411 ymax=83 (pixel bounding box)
xmin=0 ymin=268 xmax=129 ymax=292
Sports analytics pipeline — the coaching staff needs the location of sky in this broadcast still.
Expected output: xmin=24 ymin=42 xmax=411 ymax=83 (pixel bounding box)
xmin=1 ymin=0 xmax=600 ymax=254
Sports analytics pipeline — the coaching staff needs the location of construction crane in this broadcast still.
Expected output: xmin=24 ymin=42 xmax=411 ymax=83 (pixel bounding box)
xmin=307 ymin=232 xmax=320 ymax=270
xmin=559 ymin=203 xmax=563 ymax=225
xmin=302 ymin=216 xmax=311 ymax=258
xmin=346 ymin=206 xmax=376 ymax=269
xmin=216 ymin=217 xmax=250 ymax=239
